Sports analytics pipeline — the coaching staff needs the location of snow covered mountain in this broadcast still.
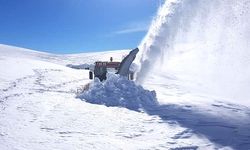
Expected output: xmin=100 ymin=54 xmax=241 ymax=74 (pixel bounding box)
xmin=0 ymin=44 xmax=250 ymax=150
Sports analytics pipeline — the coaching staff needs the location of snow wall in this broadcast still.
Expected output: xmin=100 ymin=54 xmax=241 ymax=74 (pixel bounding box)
xmin=137 ymin=0 xmax=250 ymax=104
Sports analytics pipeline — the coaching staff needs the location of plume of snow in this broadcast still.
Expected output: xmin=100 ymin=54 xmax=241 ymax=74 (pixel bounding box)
xmin=137 ymin=0 xmax=250 ymax=105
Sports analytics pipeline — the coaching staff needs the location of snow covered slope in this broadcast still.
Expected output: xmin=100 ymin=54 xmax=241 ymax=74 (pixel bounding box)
xmin=0 ymin=44 xmax=250 ymax=150
xmin=0 ymin=44 xmax=129 ymax=66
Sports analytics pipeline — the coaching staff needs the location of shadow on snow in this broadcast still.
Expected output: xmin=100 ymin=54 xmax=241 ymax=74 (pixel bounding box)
xmin=145 ymin=104 xmax=250 ymax=150
xmin=78 ymin=75 xmax=250 ymax=150
xmin=84 ymin=98 xmax=250 ymax=150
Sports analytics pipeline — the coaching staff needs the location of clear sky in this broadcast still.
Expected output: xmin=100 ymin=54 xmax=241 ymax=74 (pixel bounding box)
xmin=0 ymin=0 xmax=160 ymax=53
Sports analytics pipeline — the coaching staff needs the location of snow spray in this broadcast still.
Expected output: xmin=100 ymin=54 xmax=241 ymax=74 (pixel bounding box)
xmin=137 ymin=0 xmax=250 ymax=104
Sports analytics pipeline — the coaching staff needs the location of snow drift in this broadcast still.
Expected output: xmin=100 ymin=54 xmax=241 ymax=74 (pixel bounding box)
xmin=77 ymin=74 xmax=158 ymax=111
xmin=137 ymin=0 xmax=250 ymax=105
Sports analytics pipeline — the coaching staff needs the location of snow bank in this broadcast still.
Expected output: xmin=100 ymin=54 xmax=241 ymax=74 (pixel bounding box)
xmin=77 ymin=74 xmax=158 ymax=111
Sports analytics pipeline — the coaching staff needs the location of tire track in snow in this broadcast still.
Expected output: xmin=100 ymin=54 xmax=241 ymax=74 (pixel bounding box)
xmin=32 ymin=69 xmax=85 ymax=94
xmin=0 ymin=68 xmax=85 ymax=112
xmin=0 ymin=68 xmax=83 ymax=100
xmin=0 ymin=75 xmax=36 ymax=111
xmin=0 ymin=75 xmax=35 ymax=92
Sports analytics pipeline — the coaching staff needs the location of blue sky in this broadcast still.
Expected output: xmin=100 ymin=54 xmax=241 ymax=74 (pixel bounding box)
xmin=0 ymin=0 xmax=160 ymax=53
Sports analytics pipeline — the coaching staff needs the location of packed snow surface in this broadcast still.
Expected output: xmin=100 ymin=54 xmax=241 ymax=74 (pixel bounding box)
xmin=77 ymin=74 xmax=158 ymax=111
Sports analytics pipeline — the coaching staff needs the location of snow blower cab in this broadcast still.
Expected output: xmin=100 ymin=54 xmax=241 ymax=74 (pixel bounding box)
xmin=89 ymin=48 xmax=139 ymax=81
